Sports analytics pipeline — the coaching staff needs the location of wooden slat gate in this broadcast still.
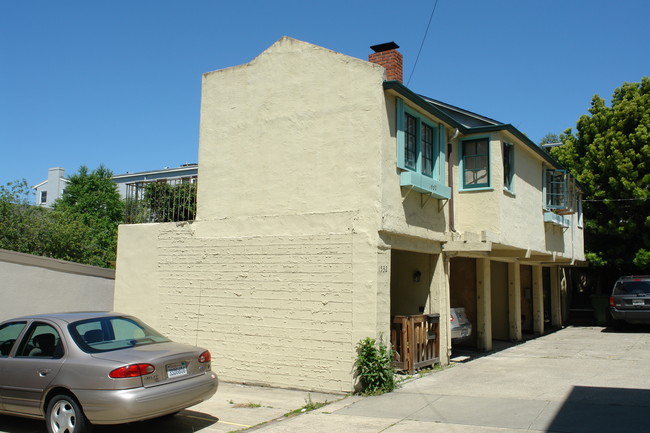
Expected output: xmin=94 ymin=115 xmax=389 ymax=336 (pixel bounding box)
xmin=391 ymin=314 xmax=440 ymax=374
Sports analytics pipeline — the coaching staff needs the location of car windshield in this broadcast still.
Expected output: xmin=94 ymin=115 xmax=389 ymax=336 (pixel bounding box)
xmin=614 ymin=280 xmax=650 ymax=295
xmin=69 ymin=316 xmax=170 ymax=353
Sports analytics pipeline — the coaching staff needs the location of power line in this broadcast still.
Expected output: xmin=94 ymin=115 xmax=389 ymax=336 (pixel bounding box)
xmin=583 ymin=198 xmax=649 ymax=202
xmin=407 ymin=0 xmax=439 ymax=86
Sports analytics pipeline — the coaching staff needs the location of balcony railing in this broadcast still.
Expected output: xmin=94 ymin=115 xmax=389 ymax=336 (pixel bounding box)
xmin=124 ymin=177 xmax=197 ymax=224
xmin=391 ymin=314 xmax=440 ymax=374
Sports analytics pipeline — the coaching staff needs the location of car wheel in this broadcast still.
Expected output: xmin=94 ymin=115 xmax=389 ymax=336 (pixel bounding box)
xmin=46 ymin=394 xmax=92 ymax=433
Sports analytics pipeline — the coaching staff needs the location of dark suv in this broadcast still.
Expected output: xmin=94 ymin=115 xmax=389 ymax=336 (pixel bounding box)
xmin=609 ymin=275 xmax=650 ymax=326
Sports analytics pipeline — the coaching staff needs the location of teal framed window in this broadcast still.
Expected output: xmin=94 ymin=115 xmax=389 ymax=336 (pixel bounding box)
xmin=503 ymin=142 xmax=515 ymax=192
xmin=545 ymin=169 xmax=567 ymax=210
xmin=461 ymin=137 xmax=490 ymax=189
xmin=397 ymin=100 xmax=445 ymax=180
xmin=404 ymin=113 xmax=418 ymax=170
xmin=396 ymin=99 xmax=449 ymax=199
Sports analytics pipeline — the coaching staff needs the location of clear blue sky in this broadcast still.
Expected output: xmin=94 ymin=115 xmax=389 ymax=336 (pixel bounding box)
xmin=1 ymin=0 xmax=648 ymax=193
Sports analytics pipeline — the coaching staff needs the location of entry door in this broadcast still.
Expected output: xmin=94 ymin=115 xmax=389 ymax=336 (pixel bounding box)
xmin=1 ymin=322 xmax=65 ymax=416
xmin=520 ymin=265 xmax=534 ymax=333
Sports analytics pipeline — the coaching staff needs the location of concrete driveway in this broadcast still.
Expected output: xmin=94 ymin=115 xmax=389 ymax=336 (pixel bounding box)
xmin=2 ymin=326 xmax=649 ymax=433
xmin=253 ymin=325 xmax=650 ymax=432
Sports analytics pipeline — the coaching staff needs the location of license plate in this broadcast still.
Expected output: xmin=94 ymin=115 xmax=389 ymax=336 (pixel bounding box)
xmin=166 ymin=362 xmax=188 ymax=378
xmin=633 ymin=299 xmax=645 ymax=306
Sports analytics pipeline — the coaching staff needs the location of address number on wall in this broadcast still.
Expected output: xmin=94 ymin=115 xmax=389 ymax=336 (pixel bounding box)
xmin=378 ymin=265 xmax=388 ymax=273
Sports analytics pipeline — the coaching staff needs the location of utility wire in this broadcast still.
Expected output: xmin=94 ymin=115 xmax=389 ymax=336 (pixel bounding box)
xmin=583 ymin=198 xmax=649 ymax=202
xmin=407 ymin=0 xmax=439 ymax=86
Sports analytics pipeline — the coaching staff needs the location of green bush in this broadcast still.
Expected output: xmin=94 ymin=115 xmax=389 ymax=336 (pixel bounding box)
xmin=354 ymin=337 xmax=396 ymax=395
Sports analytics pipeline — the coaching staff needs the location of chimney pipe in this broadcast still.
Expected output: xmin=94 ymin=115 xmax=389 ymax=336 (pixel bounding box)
xmin=368 ymin=42 xmax=403 ymax=83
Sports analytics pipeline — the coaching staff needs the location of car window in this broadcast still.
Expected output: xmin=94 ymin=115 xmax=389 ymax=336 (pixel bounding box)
xmin=69 ymin=316 xmax=170 ymax=353
xmin=613 ymin=280 xmax=650 ymax=295
xmin=0 ymin=322 xmax=27 ymax=357
xmin=16 ymin=322 xmax=64 ymax=359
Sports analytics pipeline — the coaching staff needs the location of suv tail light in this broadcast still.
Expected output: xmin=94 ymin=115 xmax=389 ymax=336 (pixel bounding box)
xmin=198 ymin=351 xmax=211 ymax=363
xmin=109 ymin=364 xmax=155 ymax=378
xmin=609 ymin=296 xmax=615 ymax=307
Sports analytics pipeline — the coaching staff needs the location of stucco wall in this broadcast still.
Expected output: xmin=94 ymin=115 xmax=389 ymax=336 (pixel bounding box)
xmin=115 ymin=214 xmax=378 ymax=392
xmin=198 ymin=36 xmax=387 ymax=226
xmin=0 ymin=249 xmax=114 ymax=322
xmin=380 ymin=95 xmax=449 ymax=240
xmin=452 ymin=131 xmax=585 ymax=261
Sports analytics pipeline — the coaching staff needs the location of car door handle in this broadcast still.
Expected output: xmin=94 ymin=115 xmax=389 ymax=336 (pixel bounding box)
xmin=38 ymin=369 xmax=52 ymax=377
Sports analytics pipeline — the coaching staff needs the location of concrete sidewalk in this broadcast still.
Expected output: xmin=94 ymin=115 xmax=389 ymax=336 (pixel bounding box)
xmin=251 ymin=326 xmax=650 ymax=433
xmin=0 ymin=381 xmax=343 ymax=433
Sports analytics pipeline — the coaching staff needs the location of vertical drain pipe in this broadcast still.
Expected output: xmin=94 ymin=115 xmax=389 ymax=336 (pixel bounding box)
xmin=448 ymin=128 xmax=460 ymax=232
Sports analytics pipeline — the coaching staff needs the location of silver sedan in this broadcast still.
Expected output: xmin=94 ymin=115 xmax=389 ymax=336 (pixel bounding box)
xmin=0 ymin=312 xmax=219 ymax=433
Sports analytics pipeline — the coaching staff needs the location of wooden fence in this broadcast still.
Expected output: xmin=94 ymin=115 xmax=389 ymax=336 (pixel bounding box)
xmin=391 ymin=314 xmax=440 ymax=374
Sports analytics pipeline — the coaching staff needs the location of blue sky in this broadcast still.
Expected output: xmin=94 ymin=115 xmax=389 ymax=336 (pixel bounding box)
xmin=1 ymin=0 xmax=648 ymax=193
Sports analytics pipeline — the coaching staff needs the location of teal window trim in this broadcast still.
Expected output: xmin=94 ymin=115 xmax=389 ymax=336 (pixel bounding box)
xmin=396 ymin=98 xmax=448 ymax=199
xmin=545 ymin=169 xmax=567 ymax=210
xmin=397 ymin=100 xmax=442 ymax=178
xmin=503 ymin=142 xmax=515 ymax=193
xmin=460 ymin=136 xmax=491 ymax=190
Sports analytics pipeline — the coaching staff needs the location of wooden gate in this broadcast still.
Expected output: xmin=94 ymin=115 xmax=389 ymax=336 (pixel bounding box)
xmin=391 ymin=314 xmax=440 ymax=374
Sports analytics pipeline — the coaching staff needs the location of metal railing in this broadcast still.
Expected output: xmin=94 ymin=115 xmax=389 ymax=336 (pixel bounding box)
xmin=124 ymin=177 xmax=197 ymax=224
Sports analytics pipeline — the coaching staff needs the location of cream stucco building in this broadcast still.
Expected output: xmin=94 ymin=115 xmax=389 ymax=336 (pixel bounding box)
xmin=114 ymin=37 xmax=584 ymax=393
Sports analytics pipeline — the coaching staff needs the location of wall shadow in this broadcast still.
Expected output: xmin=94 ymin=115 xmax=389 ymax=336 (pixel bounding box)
xmin=545 ymin=386 xmax=650 ymax=433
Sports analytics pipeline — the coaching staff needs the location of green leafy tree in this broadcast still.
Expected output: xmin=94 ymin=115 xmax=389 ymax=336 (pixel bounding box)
xmin=550 ymin=77 xmax=650 ymax=274
xmin=539 ymin=133 xmax=561 ymax=146
xmin=53 ymin=165 xmax=124 ymax=267
xmin=0 ymin=179 xmax=51 ymax=255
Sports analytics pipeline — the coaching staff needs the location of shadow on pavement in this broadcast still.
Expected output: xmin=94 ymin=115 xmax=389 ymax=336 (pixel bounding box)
xmin=600 ymin=323 xmax=650 ymax=333
xmin=0 ymin=410 xmax=218 ymax=433
xmin=546 ymin=386 xmax=650 ymax=433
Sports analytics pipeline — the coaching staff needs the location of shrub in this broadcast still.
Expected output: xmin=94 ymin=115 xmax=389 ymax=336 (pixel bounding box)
xmin=355 ymin=337 xmax=396 ymax=395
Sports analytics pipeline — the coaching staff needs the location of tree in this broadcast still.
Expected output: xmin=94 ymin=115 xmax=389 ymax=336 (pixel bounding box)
xmin=0 ymin=179 xmax=51 ymax=255
xmin=539 ymin=133 xmax=561 ymax=146
xmin=53 ymin=165 xmax=124 ymax=268
xmin=550 ymin=77 xmax=650 ymax=274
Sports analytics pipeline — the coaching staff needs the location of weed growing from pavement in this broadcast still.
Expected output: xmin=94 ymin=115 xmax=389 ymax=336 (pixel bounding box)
xmin=283 ymin=394 xmax=328 ymax=417
xmin=232 ymin=402 xmax=263 ymax=408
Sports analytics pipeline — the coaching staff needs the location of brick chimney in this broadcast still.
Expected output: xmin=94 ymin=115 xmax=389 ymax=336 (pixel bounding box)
xmin=368 ymin=42 xmax=403 ymax=82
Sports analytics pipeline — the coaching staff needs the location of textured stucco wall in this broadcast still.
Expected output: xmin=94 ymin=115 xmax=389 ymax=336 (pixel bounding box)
xmin=197 ymin=36 xmax=386 ymax=225
xmin=452 ymin=131 xmax=585 ymax=261
xmin=0 ymin=250 xmax=114 ymax=322
xmin=116 ymin=37 xmax=401 ymax=392
xmin=115 ymin=215 xmax=372 ymax=392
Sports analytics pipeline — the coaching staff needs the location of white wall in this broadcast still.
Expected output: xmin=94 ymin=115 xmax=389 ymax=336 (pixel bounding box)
xmin=0 ymin=249 xmax=114 ymax=321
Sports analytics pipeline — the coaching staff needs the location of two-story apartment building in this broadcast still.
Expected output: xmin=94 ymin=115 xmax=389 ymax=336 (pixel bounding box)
xmin=114 ymin=37 xmax=584 ymax=393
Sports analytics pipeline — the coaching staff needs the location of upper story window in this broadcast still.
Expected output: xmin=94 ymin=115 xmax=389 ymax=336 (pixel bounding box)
xmin=396 ymin=99 xmax=450 ymax=199
xmin=461 ymin=137 xmax=490 ymax=189
xmin=545 ymin=169 xmax=567 ymax=210
xmin=40 ymin=190 xmax=47 ymax=204
xmin=544 ymin=168 xmax=582 ymax=217
xmin=503 ymin=142 xmax=515 ymax=192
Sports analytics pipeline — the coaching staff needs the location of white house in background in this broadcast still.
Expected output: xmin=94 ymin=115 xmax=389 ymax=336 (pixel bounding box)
xmin=32 ymin=167 xmax=68 ymax=208
xmin=31 ymin=164 xmax=198 ymax=207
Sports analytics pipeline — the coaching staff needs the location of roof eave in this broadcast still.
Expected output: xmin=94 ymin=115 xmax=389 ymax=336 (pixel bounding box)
xmin=382 ymin=80 xmax=586 ymax=193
